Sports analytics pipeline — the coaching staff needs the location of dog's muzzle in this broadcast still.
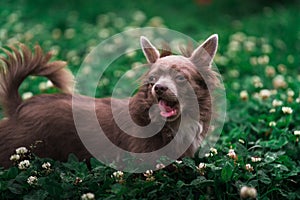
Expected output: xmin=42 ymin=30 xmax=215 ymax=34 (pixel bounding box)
xmin=152 ymin=84 xmax=180 ymax=119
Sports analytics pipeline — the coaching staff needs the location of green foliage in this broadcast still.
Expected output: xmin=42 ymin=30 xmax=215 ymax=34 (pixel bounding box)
xmin=0 ymin=0 xmax=300 ymax=199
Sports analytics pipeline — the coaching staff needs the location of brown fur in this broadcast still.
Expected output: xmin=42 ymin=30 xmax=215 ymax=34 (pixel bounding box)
xmin=0 ymin=36 xmax=220 ymax=168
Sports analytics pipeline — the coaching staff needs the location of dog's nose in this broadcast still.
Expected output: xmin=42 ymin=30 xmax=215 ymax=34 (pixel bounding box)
xmin=154 ymin=84 xmax=168 ymax=95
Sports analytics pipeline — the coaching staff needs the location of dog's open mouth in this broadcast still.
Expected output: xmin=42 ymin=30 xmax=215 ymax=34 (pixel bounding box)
xmin=158 ymin=99 xmax=179 ymax=118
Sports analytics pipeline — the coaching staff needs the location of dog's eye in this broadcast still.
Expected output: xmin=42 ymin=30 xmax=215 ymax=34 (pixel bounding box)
xmin=148 ymin=75 xmax=156 ymax=82
xmin=175 ymin=75 xmax=186 ymax=82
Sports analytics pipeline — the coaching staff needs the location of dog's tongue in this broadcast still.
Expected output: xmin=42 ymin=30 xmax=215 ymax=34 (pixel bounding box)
xmin=158 ymin=100 xmax=177 ymax=118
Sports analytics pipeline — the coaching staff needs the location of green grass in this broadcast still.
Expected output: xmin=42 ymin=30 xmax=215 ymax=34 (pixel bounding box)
xmin=0 ymin=0 xmax=300 ymax=199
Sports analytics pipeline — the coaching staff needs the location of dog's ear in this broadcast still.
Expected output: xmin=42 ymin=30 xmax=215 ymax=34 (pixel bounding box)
xmin=140 ymin=36 xmax=160 ymax=63
xmin=190 ymin=34 xmax=218 ymax=68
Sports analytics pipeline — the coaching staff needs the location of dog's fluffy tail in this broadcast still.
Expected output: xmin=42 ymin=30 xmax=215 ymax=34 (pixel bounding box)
xmin=0 ymin=44 xmax=74 ymax=117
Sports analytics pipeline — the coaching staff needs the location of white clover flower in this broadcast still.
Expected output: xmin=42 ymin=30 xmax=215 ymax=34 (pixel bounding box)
xmin=252 ymin=76 xmax=261 ymax=83
xmin=125 ymin=69 xmax=136 ymax=79
xmin=81 ymin=192 xmax=95 ymax=200
xmin=282 ymin=106 xmax=293 ymax=114
xmin=272 ymin=99 xmax=283 ymax=107
xmin=245 ymin=164 xmax=254 ymax=172
xmin=273 ymin=75 xmax=287 ymax=89
xmin=205 ymin=148 xmax=217 ymax=158
xmin=265 ymin=66 xmax=276 ymax=77
xmin=228 ymin=69 xmax=240 ymax=78
xmin=252 ymin=92 xmax=260 ymax=100
xmin=287 ymin=55 xmax=295 ymax=64
xmin=228 ymin=149 xmax=234 ymax=155
xmin=18 ymin=160 xmax=30 ymax=170
xmin=269 ymin=121 xmax=276 ymax=127
xmin=277 ymin=64 xmax=287 ymax=73
xmin=98 ymin=77 xmax=110 ymax=87
xmin=74 ymin=177 xmax=83 ymax=185
xmin=27 ymin=176 xmax=38 ymax=185
xmin=52 ymin=28 xmax=62 ymax=40
xmin=271 ymin=90 xmax=278 ymax=95
xmin=196 ymin=163 xmax=206 ymax=175
xmin=8 ymin=12 xmax=19 ymax=23
xmin=228 ymin=40 xmax=241 ymax=52
xmin=210 ymin=147 xmax=218 ymax=155
xmin=64 ymin=28 xmax=76 ymax=39
xmin=252 ymin=76 xmax=263 ymax=88
xmin=287 ymin=89 xmax=295 ymax=97
xmin=22 ymin=92 xmax=33 ymax=100
xmin=250 ymin=57 xmax=258 ymax=66
xmin=251 ymin=157 xmax=262 ymax=162
xmin=125 ymin=48 xmax=136 ymax=58
xmin=238 ymin=139 xmax=245 ymax=144
xmin=112 ymin=171 xmax=125 ymax=183
xmin=148 ymin=16 xmax=164 ymax=27
xmin=227 ymin=149 xmax=237 ymax=160
xmin=240 ymin=186 xmax=257 ymax=199
xmin=230 ymin=32 xmax=246 ymax=42
xmin=262 ymin=44 xmax=273 ymax=54
xmin=240 ymin=90 xmax=249 ymax=101
xmin=143 ymin=170 xmax=155 ymax=181
xmin=132 ymin=61 xmax=143 ymax=69
xmin=46 ymin=80 xmax=54 ymax=89
xmin=269 ymin=108 xmax=276 ymax=113
xmin=205 ymin=153 xmax=211 ymax=157
xmin=16 ymin=147 xmax=28 ymax=154
xmin=259 ymin=89 xmax=271 ymax=100
xmin=143 ymin=170 xmax=153 ymax=177
xmin=42 ymin=162 xmax=51 ymax=170
xmin=255 ymin=82 xmax=263 ymax=88
xmin=232 ymin=82 xmax=241 ymax=90
xmin=112 ymin=171 xmax=124 ymax=179
xmin=132 ymin=10 xmax=146 ymax=23
xmin=146 ymin=176 xmax=155 ymax=181
xmin=39 ymin=80 xmax=53 ymax=91
xmin=98 ymin=29 xmax=110 ymax=39
xmin=244 ymin=40 xmax=256 ymax=52
xmin=294 ymin=130 xmax=300 ymax=136
xmin=257 ymin=55 xmax=269 ymax=65
xmin=198 ymin=163 xmax=206 ymax=170
xmin=113 ymin=17 xmax=125 ymax=29
xmin=10 ymin=154 xmax=20 ymax=161
xmin=175 ymin=160 xmax=183 ymax=164
xmin=82 ymin=66 xmax=92 ymax=75
xmin=296 ymin=98 xmax=300 ymax=103
xmin=39 ymin=82 xmax=47 ymax=91
xmin=156 ymin=163 xmax=165 ymax=170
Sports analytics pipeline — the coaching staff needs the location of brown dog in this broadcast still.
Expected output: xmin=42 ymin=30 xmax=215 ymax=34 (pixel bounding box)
xmin=0 ymin=35 xmax=220 ymax=168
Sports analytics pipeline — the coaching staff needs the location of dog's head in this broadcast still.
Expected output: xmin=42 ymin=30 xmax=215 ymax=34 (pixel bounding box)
xmin=140 ymin=35 xmax=219 ymax=123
